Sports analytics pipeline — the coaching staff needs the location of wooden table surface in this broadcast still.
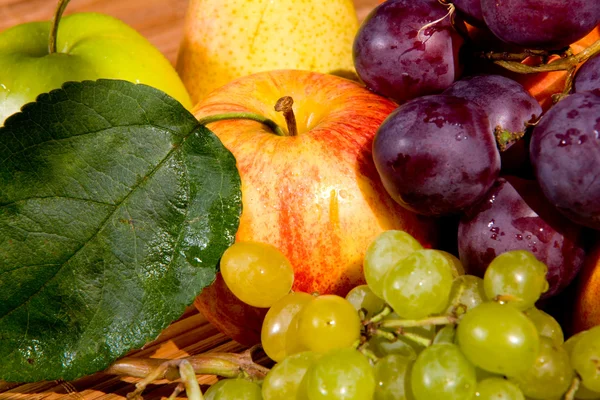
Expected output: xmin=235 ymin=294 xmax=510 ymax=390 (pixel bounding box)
xmin=0 ymin=1 xmax=379 ymax=399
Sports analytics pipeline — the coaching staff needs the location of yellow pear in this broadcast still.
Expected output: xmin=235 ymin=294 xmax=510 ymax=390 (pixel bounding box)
xmin=176 ymin=0 xmax=359 ymax=105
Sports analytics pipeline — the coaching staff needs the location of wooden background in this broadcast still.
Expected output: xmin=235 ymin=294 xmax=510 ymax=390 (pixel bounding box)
xmin=0 ymin=0 xmax=379 ymax=399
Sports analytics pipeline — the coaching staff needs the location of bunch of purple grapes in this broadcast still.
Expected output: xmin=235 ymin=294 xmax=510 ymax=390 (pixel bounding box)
xmin=354 ymin=0 xmax=600 ymax=299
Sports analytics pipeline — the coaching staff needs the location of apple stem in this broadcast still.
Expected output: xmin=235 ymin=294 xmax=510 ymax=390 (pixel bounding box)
xmin=274 ymin=96 xmax=298 ymax=136
xmin=197 ymin=112 xmax=286 ymax=136
xmin=48 ymin=0 xmax=71 ymax=54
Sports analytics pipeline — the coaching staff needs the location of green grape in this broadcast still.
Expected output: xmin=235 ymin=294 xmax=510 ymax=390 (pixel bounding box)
xmin=438 ymin=250 xmax=465 ymax=277
xmin=220 ymin=241 xmax=294 ymax=308
xmin=564 ymin=330 xmax=590 ymax=356
xmin=456 ymin=302 xmax=540 ymax=377
xmin=297 ymin=294 xmax=361 ymax=353
xmin=204 ymin=379 xmax=263 ymax=400
xmin=475 ymin=366 xmax=503 ymax=382
xmin=433 ymin=324 xmax=456 ymax=345
xmin=563 ymin=330 xmax=600 ymax=399
xmin=483 ymin=250 xmax=549 ymax=310
xmin=261 ymin=292 xmax=314 ymax=362
xmin=474 ymin=378 xmax=524 ymax=400
xmin=509 ymin=336 xmax=574 ymax=399
xmin=302 ymin=347 xmax=375 ymax=400
xmin=410 ymin=342 xmax=476 ymax=400
xmin=368 ymin=334 xmax=418 ymax=360
xmin=262 ymin=351 xmax=320 ymax=400
xmin=374 ymin=354 xmax=415 ymax=400
xmin=345 ymin=284 xmax=386 ymax=319
xmin=571 ymin=325 xmax=600 ymax=392
xmin=364 ymin=230 xmax=423 ymax=298
xmin=445 ymin=275 xmax=486 ymax=318
xmin=382 ymin=249 xmax=454 ymax=319
xmin=523 ymin=307 xmax=564 ymax=345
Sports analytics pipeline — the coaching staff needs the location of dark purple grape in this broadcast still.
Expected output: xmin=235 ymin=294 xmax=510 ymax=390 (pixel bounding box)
xmin=458 ymin=176 xmax=587 ymax=298
xmin=353 ymin=0 xmax=464 ymax=104
xmin=574 ymin=54 xmax=600 ymax=93
xmin=372 ymin=94 xmax=500 ymax=216
xmin=452 ymin=0 xmax=485 ymax=27
xmin=443 ymin=74 xmax=541 ymax=145
xmin=443 ymin=74 xmax=542 ymax=174
xmin=480 ymin=0 xmax=600 ymax=50
xmin=530 ymin=90 xmax=600 ymax=230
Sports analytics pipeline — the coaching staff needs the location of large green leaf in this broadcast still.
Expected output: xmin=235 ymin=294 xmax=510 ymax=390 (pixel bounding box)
xmin=0 ymin=80 xmax=242 ymax=382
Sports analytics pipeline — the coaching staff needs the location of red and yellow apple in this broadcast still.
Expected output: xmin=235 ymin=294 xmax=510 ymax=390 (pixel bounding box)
xmin=192 ymin=69 xmax=438 ymax=344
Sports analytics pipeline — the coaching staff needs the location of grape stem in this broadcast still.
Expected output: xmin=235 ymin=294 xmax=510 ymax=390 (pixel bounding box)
xmin=372 ymin=327 xmax=433 ymax=347
xmin=396 ymin=328 xmax=433 ymax=347
xmin=479 ymin=47 xmax=570 ymax=62
xmin=176 ymin=360 xmax=204 ymax=400
xmin=493 ymin=39 xmax=600 ymax=75
xmin=417 ymin=2 xmax=456 ymax=41
xmin=357 ymin=342 xmax=380 ymax=363
xmin=364 ymin=305 xmax=393 ymax=325
xmin=104 ymin=346 xmax=269 ymax=400
xmin=478 ymin=38 xmax=600 ymax=104
xmin=379 ymin=314 xmax=457 ymax=329
xmin=564 ymin=376 xmax=581 ymax=400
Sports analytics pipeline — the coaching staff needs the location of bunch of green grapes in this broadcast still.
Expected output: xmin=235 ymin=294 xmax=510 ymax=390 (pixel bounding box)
xmin=202 ymin=233 xmax=600 ymax=400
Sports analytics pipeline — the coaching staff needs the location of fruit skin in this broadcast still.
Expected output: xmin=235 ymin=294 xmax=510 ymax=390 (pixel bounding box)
xmin=353 ymin=0 xmax=464 ymax=104
xmin=458 ymin=177 xmax=586 ymax=298
xmin=574 ymin=53 xmax=600 ymax=93
xmin=0 ymin=12 xmax=192 ymax=125
xmin=372 ymin=94 xmax=500 ymax=216
xmin=192 ymin=69 xmax=438 ymax=344
xmin=529 ymin=90 xmax=600 ymax=230
xmin=480 ymin=0 xmax=600 ymax=50
xmin=573 ymin=239 xmax=600 ymax=333
xmin=219 ymin=241 xmax=294 ymax=308
xmin=176 ymin=0 xmax=359 ymax=104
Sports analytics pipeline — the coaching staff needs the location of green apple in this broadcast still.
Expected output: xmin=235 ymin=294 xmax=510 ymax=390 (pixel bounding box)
xmin=0 ymin=0 xmax=192 ymax=125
